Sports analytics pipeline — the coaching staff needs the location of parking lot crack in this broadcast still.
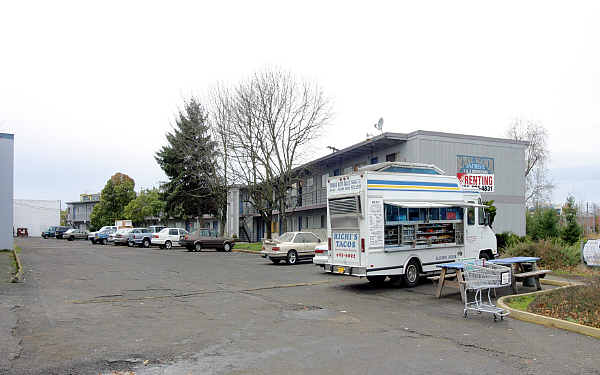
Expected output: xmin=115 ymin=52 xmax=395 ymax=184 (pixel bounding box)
xmin=400 ymin=327 xmax=535 ymax=361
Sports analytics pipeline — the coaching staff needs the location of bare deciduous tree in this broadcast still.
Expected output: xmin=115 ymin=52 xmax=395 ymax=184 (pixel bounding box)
xmin=211 ymin=69 xmax=332 ymax=239
xmin=507 ymin=119 xmax=554 ymax=206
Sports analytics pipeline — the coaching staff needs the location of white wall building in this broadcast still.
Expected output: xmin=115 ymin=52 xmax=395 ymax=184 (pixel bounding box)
xmin=13 ymin=200 xmax=61 ymax=237
xmin=0 ymin=133 xmax=14 ymax=249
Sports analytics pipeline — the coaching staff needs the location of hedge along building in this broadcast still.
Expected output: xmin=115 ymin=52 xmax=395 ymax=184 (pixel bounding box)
xmin=227 ymin=130 xmax=528 ymax=242
xmin=0 ymin=133 xmax=14 ymax=249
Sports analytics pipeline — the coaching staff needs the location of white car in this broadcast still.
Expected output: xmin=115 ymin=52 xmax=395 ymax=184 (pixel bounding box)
xmin=260 ymin=231 xmax=322 ymax=265
xmin=312 ymin=243 xmax=329 ymax=266
xmin=151 ymin=228 xmax=189 ymax=249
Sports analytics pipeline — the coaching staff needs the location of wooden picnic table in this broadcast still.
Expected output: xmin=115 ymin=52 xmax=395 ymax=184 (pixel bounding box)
xmin=489 ymin=256 xmax=550 ymax=293
xmin=434 ymin=257 xmax=550 ymax=300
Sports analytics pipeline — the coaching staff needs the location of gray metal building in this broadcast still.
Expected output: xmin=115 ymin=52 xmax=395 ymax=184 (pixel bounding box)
xmin=0 ymin=133 xmax=14 ymax=249
xmin=66 ymin=193 xmax=101 ymax=231
xmin=228 ymin=130 xmax=527 ymax=242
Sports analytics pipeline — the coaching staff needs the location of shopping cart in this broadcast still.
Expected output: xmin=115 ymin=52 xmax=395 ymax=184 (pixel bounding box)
xmin=462 ymin=260 xmax=511 ymax=321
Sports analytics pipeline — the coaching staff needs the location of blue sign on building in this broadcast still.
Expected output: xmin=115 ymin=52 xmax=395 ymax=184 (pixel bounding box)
xmin=457 ymin=155 xmax=494 ymax=174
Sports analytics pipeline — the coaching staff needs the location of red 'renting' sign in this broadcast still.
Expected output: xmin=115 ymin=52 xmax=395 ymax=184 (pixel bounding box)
xmin=457 ymin=173 xmax=495 ymax=192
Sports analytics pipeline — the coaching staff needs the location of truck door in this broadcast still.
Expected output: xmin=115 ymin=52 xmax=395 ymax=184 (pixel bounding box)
xmin=464 ymin=206 xmax=483 ymax=259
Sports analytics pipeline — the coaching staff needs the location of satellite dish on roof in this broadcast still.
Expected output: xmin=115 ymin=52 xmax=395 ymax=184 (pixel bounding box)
xmin=374 ymin=117 xmax=384 ymax=133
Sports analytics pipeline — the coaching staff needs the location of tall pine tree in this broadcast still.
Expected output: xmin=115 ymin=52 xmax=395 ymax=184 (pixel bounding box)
xmin=561 ymin=195 xmax=582 ymax=244
xmin=155 ymin=98 xmax=218 ymax=220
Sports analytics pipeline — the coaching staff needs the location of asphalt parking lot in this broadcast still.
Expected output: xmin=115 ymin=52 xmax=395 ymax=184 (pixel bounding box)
xmin=1 ymin=238 xmax=599 ymax=375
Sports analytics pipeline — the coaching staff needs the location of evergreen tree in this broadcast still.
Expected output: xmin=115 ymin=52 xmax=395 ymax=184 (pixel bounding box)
xmin=90 ymin=173 xmax=136 ymax=230
xmin=155 ymin=98 xmax=218 ymax=220
xmin=561 ymin=195 xmax=582 ymax=245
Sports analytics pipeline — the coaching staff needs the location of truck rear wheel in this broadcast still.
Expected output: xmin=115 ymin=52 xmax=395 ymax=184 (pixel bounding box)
xmin=403 ymin=259 xmax=421 ymax=288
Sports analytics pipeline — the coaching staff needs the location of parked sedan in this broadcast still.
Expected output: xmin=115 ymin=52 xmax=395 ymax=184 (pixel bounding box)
xmin=55 ymin=226 xmax=73 ymax=239
xmin=63 ymin=229 xmax=89 ymax=241
xmin=112 ymin=228 xmax=133 ymax=246
xmin=260 ymin=231 xmax=322 ymax=265
xmin=151 ymin=228 xmax=189 ymax=249
xmin=179 ymin=228 xmax=236 ymax=252
xmin=312 ymin=243 xmax=329 ymax=266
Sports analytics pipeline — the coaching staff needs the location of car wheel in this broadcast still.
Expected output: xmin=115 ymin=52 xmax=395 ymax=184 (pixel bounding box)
xmin=194 ymin=242 xmax=202 ymax=252
xmin=403 ymin=259 xmax=421 ymax=288
xmin=479 ymin=251 xmax=491 ymax=261
xmin=367 ymin=276 xmax=387 ymax=286
xmin=286 ymin=250 xmax=298 ymax=265
xmin=165 ymin=241 xmax=172 ymax=250
xmin=270 ymin=258 xmax=281 ymax=264
xmin=101 ymin=238 xmax=107 ymax=245
xmin=223 ymin=242 xmax=231 ymax=252
xmin=68 ymin=236 xmax=73 ymax=241
xmin=42 ymin=234 xmax=46 ymax=239
xmin=127 ymin=240 xmax=133 ymax=247
xmin=143 ymin=239 xmax=150 ymax=248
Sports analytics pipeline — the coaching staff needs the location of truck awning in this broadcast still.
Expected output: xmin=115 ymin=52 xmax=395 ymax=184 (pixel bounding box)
xmin=385 ymin=202 xmax=453 ymax=208
xmin=385 ymin=201 xmax=487 ymax=208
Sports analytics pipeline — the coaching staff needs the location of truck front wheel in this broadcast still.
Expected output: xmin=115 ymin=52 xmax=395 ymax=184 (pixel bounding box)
xmin=403 ymin=259 xmax=421 ymax=288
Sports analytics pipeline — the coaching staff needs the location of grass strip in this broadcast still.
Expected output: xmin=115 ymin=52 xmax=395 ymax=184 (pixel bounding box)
xmin=234 ymin=242 xmax=263 ymax=251
xmin=506 ymin=294 xmax=536 ymax=311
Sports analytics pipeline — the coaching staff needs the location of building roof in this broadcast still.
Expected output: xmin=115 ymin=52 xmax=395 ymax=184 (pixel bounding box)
xmin=302 ymin=130 xmax=528 ymax=169
xmin=66 ymin=200 xmax=100 ymax=205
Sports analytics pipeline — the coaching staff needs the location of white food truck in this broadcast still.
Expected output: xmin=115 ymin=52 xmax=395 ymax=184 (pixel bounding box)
xmin=323 ymin=162 xmax=497 ymax=287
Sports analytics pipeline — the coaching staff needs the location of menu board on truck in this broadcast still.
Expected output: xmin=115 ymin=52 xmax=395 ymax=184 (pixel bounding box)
xmin=368 ymin=198 xmax=384 ymax=249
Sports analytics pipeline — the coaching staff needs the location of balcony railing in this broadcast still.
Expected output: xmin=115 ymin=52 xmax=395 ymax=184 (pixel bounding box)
xmin=240 ymin=188 xmax=328 ymax=216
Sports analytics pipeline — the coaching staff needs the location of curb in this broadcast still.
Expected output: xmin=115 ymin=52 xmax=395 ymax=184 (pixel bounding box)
xmin=498 ymin=279 xmax=600 ymax=339
xmin=11 ymin=248 xmax=23 ymax=283
xmin=232 ymin=249 xmax=261 ymax=254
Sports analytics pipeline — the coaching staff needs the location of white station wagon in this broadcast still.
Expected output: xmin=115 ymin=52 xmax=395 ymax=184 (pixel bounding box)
xmin=260 ymin=231 xmax=322 ymax=265
xmin=151 ymin=227 xmax=189 ymax=249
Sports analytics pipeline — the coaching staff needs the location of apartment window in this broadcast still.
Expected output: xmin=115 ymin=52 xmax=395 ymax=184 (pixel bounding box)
xmin=386 ymin=153 xmax=396 ymax=162
xmin=333 ymin=168 xmax=341 ymax=176
xmin=321 ymin=174 xmax=328 ymax=188
xmin=370 ymin=157 xmax=378 ymax=165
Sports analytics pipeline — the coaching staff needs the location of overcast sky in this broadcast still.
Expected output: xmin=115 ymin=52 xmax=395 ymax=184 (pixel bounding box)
xmin=1 ymin=0 xmax=599 ymax=207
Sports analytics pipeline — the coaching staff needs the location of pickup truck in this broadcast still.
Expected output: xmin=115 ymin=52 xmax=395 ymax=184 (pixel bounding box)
xmin=42 ymin=226 xmax=59 ymax=239
xmin=88 ymin=226 xmax=117 ymax=244
xmin=129 ymin=225 xmax=166 ymax=248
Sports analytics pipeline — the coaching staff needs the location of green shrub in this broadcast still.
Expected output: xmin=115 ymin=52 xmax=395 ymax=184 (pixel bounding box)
xmin=504 ymin=239 xmax=581 ymax=269
xmin=496 ymin=231 xmax=525 ymax=251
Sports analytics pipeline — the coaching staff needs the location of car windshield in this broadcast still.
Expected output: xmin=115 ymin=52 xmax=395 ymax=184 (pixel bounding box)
xmin=278 ymin=232 xmax=295 ymax=242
